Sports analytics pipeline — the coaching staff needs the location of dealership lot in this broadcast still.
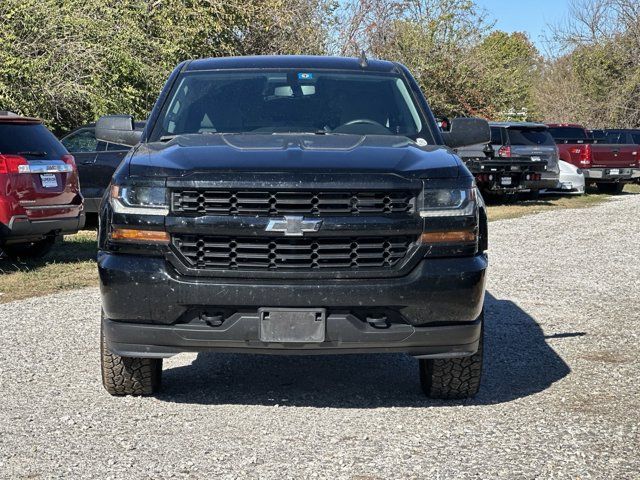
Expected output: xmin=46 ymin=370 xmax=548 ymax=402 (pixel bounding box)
xmin=1 ymin=195 xmax=639 ymax=479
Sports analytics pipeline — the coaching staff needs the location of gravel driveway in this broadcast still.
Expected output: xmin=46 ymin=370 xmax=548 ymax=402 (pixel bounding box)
xmin=1 ymin=195 xmax=639 ymax=479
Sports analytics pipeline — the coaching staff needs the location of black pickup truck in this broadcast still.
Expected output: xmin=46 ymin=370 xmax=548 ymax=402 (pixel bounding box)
xmin=455 ymin=123 xmax=555 ymax=197
xmin=96 ymin=55 xmax=490 ymax=399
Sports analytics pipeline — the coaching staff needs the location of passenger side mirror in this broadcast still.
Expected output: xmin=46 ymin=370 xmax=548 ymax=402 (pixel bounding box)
xmin=95 ymin=115 xmax=142 ymax=147
xmin=441 ymin=118 xmax=490 ymax=149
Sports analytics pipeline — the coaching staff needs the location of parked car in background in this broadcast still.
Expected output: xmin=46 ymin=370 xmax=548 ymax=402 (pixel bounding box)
xmin=547 ymin=124 xmax=640 ymax=193
xmin=541 ymin=160 xmax=585 ymax=195
xmin=456 ymin=122 xmax=558 ymax=197
xmin=61 ymin=123 xmax=143 ymax=213
xmin=0 ymin=112 xmax=84 ymax=258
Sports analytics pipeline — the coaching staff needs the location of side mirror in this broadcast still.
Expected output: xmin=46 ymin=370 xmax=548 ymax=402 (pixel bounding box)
xmin=441 ymin=117 xmax=490 ymax=149
xmin=95 ymin=115 xmax=143 ymax=147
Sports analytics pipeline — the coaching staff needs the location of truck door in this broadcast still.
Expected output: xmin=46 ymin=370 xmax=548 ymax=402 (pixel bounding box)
xmin=591 ymin=131 xmax=625 ymax=168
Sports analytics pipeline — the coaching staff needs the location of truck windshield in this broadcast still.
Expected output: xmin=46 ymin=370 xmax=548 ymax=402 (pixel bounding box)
xmin=151 ymin=70 xmax=425 ymax=141
xmin=547 ymin=127 xmax=588 ymax=141
xmin=507 ymin=128 xmax=555 ymax=146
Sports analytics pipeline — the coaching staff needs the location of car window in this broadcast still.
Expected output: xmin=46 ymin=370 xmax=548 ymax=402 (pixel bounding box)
xmin=0 ymin=123 xmax=67 ymax=159
xmin=106 ymin=142 xmax=129 ymax=151
xmin=547 ymin=127 xmax=587 ymax=141
xmin=62 ymin=129 xmax=98 ymax=153
xmin=490 ymin=127 xmax=502 ymax=144
xmin=604 ymin=131 xmax=623 ymax=144
xmin=631 ymin=133 xmax=640 ymax=144
xmin=507 ymin=128 xmax=555 ymax=146
xmin=151 ymin=70 xmax=428 ymax=140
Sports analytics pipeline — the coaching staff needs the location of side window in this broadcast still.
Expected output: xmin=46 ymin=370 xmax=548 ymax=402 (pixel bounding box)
xmin=62 ymin=129 xmax=98 ymax=153
xmin=106 ymin=142 xmax=129 ymax=151
xmin=95 ymin=141 xmax=108 ymax=152
xmin=631 ymin=133 xmax=640 ymax=144
xmin=605 ymin=131 xmax=622 ymax=144
xmin=490 ymin=127 xmax=502 ymax=144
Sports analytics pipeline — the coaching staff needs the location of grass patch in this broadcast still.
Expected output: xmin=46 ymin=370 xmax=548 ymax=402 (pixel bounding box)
xmin=1 ymin=183 xmax=638 ymax=304
xmin=486 ymin=184 xmax=639 ymax=222
xmin=0 ymin=230 xmax=98 ymax=304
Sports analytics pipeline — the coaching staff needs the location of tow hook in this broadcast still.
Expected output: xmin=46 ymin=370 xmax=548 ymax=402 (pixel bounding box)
xmin=199 ymin=312 xmax=224 ymax=327
xmin=367 ymin=315 xmax=390 ymax=329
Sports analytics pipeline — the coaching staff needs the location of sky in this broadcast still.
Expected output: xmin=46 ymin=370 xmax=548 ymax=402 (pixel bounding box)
xmin=474 ymin=0 xmax=571 ymax=53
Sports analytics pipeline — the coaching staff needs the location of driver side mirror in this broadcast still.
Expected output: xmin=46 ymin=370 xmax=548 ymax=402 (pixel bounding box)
xmin=95 ymin=115 xmax=142 ymax=147
xmin=441 ymin=117 xmax=490 ymax=149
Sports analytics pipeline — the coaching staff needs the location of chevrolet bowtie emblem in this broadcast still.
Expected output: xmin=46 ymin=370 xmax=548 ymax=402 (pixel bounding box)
xmin=265 ymin=216 xmax=323 ymax=236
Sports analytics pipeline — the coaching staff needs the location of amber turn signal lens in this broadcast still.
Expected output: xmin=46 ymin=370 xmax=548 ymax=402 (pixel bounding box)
xmin=420 ymin=230 xmax=477 ymax=244
xmin=110 ymin=228 xmax=170 ymax=244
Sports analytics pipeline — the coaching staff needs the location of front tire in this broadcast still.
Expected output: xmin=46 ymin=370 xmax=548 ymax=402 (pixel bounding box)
xmin=100 ymin=316 xmax=162 ymax=396
xmin=419 ymin=316 xmax=483 ymax=399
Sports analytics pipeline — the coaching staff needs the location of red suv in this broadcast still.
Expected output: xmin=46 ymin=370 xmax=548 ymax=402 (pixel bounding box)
xmin=0 ymin=112 xmax=84 ymax=258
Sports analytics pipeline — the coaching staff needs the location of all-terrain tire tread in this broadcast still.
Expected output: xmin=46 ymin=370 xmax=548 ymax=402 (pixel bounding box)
xmin=419 ymin=324 xmax=483 ymax=400
xmin=100 ymin=323 xmax=161 ymax=396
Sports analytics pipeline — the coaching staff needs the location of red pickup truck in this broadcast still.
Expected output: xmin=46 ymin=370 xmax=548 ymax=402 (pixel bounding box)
xmin=546 ymin=124 xmax=640 ymax=193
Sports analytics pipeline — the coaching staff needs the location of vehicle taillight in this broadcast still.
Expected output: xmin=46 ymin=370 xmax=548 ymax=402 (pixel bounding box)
xmin=498 ymin=146 xmax=511 ymax=158
xmin=62 ymin=154 xmax=77 ymax=169
xmin=0 ymin=154 xmax=28 ymax=174
xmin=579 ymin=144 xmax=592 ymax=167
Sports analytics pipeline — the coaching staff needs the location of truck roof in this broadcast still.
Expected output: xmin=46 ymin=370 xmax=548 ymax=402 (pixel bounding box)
xmin=490 ymin=122 xmax=548 ymax=129
xmin=0 ymin=111 xmax=41 ymax=124
xmin=602 ymin=128 xmax=640 ymax=133
xmin=184 ymin=55 xmax=399 ymax=73
xmin=546 ymin=123 xmax=585 ymax=128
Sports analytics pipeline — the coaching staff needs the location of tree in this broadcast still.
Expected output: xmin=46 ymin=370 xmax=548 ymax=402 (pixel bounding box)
xmin=471 ymin=32 xmax=541 ymax=121
xmin=537 ymin=0 xmax=640 ymax=127
xmin=0 ymin=0 xmax=336 ymax=133
xmin=334 ymin=0 xmax=502 ymax=118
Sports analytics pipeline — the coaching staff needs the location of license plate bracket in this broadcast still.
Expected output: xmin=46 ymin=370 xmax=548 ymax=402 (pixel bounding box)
xmin=259 ymin=308 xmax=326 ymax=343
xmin=40 ymin=174 xmax=58 ymax=188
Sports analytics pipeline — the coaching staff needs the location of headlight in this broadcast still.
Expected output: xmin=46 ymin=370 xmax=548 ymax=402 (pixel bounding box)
xmin=419 ymin=188 xmax=477 ymax=217
xmin=110 ymin=185 xmax=169 ymax=215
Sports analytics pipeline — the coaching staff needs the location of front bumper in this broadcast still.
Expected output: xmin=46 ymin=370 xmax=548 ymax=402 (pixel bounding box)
xmin=99 ymin=252 xmax=487 ymax=358
xmin=0 ymin=212 xmax=85 ymax=243
xmin=584 ymin=168 xmax=640 ymax=182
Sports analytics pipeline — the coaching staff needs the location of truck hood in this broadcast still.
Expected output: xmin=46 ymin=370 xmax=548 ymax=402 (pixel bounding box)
xmin=128 ymin=134 xmax=462 ymax=179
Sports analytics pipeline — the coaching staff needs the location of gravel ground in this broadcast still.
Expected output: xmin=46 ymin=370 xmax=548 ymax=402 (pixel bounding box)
xmin=1 ymin=195 xmax=639 ymax=479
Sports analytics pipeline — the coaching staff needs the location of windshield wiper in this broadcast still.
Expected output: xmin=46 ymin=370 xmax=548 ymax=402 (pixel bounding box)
xmin=159 ymin=135 xmax=177 ymax=142
xmin=17 ymin=151 xmax=47 ymax=157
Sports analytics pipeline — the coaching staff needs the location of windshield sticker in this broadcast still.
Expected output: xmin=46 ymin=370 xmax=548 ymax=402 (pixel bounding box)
xmin=297 ymin=73 xmax=313 ymax=80
xmin=416 ymin=138 xmax=428 ymax=147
